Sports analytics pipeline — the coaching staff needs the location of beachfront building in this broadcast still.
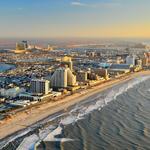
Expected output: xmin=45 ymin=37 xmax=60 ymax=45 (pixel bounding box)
xmin=76 ymin=71 xmax=88 ymax=82
xmin=108 ymin=64 xmax=133 ymax=77
xmin=88 ymin=73 xmax=100 ymax=80
xmin=126 ymin=55 xmax=136 ymax=66
xmin=141 ymin=52 xmax=150 ymax=67
xmin=142 ymin=57 xmax=149 ymax=66
xmin=135 ymin=59 xmax=142 ymax=66
xmin=67 ymin=68 xmax=76 ymax=86
xmin=50 ymin=67 xmax=67 ymax=88
xmin=31 ymin=79 xmax=50 ymax=95
xmin=93 ymin=68 xmax=109 ymax=80
xmin=50 ymin=67 xmax=76 ymax=89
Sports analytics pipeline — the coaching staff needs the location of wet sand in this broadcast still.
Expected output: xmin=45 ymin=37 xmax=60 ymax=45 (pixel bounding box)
xmin=0 ymin=71 xmax=150 ymax=139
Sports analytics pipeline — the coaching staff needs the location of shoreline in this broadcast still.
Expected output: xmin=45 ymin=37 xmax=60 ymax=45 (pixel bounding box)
xmin=0 ymin=70 xmax=150 ymax=140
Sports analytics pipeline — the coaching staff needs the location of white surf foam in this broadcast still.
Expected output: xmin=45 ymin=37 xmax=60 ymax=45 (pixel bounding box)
xmin=0 ymin=128 xmax=32 ymax=149
xmin=56 ymin=76 xmax=150 ymax=126
xmin=44 ymin=126 xmax=63 ymax=141
xmin=42 ymin=126 xmax=74 ymax=144
xmin=3 ymin=75 xmax=150 ymax=149
xmin=52 ymin=138 xmax=74 ymax=142
xmin=60 ymin=115 xmax=77 ymax=125
xmin=0 ymin=113 xmax=66 ymax=149
xmin=16 ymin=125 xmax=56 ymax=150
xmin=16 ymin=134 xmax=39 ymax=150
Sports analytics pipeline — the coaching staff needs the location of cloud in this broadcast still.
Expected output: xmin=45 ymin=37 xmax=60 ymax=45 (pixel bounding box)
xmin=71 ymin=1 xmax=120 ymax=8
xmin=71 ymin=2 xmax=87 ymax=7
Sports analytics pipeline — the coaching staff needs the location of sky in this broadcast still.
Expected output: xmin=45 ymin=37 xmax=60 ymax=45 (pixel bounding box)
xmin=0 ymin=0 xmax=150 ymax=38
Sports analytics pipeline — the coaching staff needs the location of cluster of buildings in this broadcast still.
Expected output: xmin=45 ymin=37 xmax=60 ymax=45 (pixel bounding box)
xmin=20 ymin=57 xmax=78 ymax=102
xmin=0 ymin=41 xmax=150 ymax=109
xmin=22 ymin=54 xmax=147 ymax=104
xmin=13 ymin=41 xmax=29 ymax=54
xmin=12 ymin=40 xmax=55 ymax=54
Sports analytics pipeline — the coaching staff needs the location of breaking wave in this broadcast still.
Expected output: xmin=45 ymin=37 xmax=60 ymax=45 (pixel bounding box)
xmin=1 ymin=75 xmax=150 ymax=150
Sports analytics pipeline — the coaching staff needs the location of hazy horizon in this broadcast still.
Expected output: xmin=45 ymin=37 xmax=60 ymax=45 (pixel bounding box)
xmin=0 ymin=0 xmax=150 ymax=38
xmin=0 ymin=37 xmax=150 ymax=49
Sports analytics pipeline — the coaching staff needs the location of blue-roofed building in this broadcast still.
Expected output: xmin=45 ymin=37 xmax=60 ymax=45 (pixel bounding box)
xmin=110 ymin=64 xmax=133 ymax=70
xmin=108 ymin=64 xmax=133 ymax=76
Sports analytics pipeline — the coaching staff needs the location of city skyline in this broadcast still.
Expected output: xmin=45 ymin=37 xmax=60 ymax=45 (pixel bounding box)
xmin=0 ymin=0 xmax=150 ymax=38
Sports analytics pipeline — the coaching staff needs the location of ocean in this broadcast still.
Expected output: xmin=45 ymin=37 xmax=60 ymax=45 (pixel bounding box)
xmin=1 ymin=75 xmax=150 ymax=150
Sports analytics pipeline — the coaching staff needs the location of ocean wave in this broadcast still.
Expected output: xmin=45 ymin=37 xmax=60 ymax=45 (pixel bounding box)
xmin=36 ymin=75 xmax=150 ymax=147
xmin=4 ymin=75 xmax=150 ymax=150
xmin=19 ymin=125 xmax=74 ymax=150
xmin=43 ymin=126 xmax=62 ymax=141
xmin=16 ymin=125 xmax=57 ymax=150
xmin=16 ymin=134 xmax=39 ymax=150
xmin=60 ymin=115 xmax=77 ymax=125
xmin=63 ymin=76 xmax=150 ymax=123
xmin=43 ymin=125 xmax=74 ymax=142
xmin=0 ymin=128 xmax=32 ymax=149
xmin=0 ymin=114 xmax=65 ymax=149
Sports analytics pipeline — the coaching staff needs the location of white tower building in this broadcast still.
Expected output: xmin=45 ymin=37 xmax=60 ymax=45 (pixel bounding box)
xmin=50 ymin=67 xmax=76 ymax=88
xmin=67 ymin=68 xmax=76 ymax=86
xmin=31 ymin=79 xmax=50 ymax=95
xmin=50 ymin=67 xmax=67 ymax=88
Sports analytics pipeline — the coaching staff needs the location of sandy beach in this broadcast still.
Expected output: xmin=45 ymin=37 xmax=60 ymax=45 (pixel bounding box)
xmin=0 ymin=70 xmax=150 ymax=140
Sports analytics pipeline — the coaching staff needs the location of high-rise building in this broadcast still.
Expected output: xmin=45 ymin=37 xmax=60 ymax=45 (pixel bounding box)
xmin=142 ymin=57 xmax=149 ymax=66
xmin=139 ymin=52 xmax=150 ymax=66
xmin=61 ymin=61 xmax=73 ymax=71
xmin=50 ymin=67 xmax=76 ymax=88
xmin=50 ymin=67 xmax=68 ymax=88
xmin=31 ymin=79 xmax=50 ymax=95
xmin=61 ymin=56 xmax=73 ymax=70
xmin=16 ymin=43 xmax=25 ymax=50
xmin=135 ymin=59 xmax=142 ymax=66
xmin=67 ymin=68 xmax=76 ymax=86
xmin=16 ymin=41 xmax=28 ymax=50
xmin=22 ymin=41 xmax=28 ymax=49
xmin=47 ymin=44 xmax=53 ymax=50
xmin=126 ymin=55 xmax=136 ymax=66
xmin=144 ymin=52 xmax=150 ymax=63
